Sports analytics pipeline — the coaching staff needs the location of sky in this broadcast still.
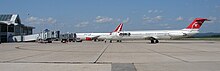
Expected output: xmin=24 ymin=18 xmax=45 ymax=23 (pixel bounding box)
xmin=0 ymin=0 xmax=220 ymax=33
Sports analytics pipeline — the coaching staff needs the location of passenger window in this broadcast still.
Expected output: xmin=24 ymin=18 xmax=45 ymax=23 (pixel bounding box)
xmin=119 ymin=33 xmax=131 ymax=36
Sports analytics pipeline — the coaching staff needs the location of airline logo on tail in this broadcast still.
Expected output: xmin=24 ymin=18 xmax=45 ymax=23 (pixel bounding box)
xmin=110 ymin=23 xmax=123 ymax=35
xmin=186 ymin=18 xmax=210 ymax=29
xmin=113 ymin=23 xmax=123 ymax=32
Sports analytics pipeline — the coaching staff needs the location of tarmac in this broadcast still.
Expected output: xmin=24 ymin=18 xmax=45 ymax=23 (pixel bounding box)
xmin=0 ymin=40 xmax=220 ymax=71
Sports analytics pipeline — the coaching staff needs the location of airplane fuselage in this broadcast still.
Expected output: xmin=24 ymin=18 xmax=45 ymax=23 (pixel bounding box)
xmin=107 ymin=29 xmax=199 ymax=40
xmin=74 ymin=23 xmax=123 ymax=41
xmin=104 ymin=18 xmax=210 ymax=43
xmin=76 ymin=33 xmax=110 ymax=40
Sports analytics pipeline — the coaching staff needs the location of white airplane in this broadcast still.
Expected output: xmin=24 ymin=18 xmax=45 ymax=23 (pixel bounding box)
xmin=105 ymin=18 xmax=210 ymax=43
xmin=75 ymin=23 xmax=123 ymax=41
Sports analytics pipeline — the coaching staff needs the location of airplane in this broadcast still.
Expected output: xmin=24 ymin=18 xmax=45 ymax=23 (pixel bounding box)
xmin=75 ymin=23 xmax=123 ymax=41
xmin=105 ymin=18 xmax=210 ymax=43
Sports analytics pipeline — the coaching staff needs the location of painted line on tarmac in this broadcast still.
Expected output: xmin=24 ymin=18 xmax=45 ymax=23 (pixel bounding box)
xmin=11 ymin=46 xmax=67 ymax=62
xmin=0 ymin=61 xmax=112 ymax=64
xmin=146 ymin=48 xmax=189 ymax=63
xmin=94 ymin=44 xmax=110 ymax=63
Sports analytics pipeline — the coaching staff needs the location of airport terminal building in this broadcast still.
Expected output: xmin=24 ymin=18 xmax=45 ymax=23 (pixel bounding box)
xmin=0 ymin=14 xmax=34 ymax=42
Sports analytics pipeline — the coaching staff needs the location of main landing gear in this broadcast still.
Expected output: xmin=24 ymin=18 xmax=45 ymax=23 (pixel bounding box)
xmin=104 ymin=39 xmax=112 ymax=43
xmin=110 ymin=40 xmax=112 ymax=43
xmin=150 ymin=37 xmax=159 ymax=44
xmin=116 ymin=40 xmax=122 ymax=42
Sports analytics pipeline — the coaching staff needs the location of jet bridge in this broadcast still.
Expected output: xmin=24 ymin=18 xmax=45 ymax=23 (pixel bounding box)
xmin=12 ymin=29 xmax=60 ymax=43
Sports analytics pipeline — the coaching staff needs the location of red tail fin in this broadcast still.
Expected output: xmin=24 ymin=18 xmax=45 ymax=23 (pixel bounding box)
xmin=113 ymin=23 xmax=123 ymax=32
xmin=186 ymin=18 xmax=210 ymax=29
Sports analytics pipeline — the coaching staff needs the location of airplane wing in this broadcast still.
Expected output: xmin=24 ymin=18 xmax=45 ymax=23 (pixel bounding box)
xmin=91 ymin=35 xmax=100 ymax=40
xmin=143 ymin=36 xmax=158 ymax=40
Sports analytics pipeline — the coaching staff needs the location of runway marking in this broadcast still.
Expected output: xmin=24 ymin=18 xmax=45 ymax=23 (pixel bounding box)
xmin=3 ymin=52 xmax=50 ymax=62
xmin=0 ymin=61 xmax=112 ymax=64
xmin=11 ymin=46 xmax=67 ymax=62
xmin=15 ymin=47 xmax=101 ymax=53
xmin=165 ymin=44 xmax=208 ymax=52
xmin=144 ymin=47 xmax=189 ymax=63
xmin=128 ymin=43 xmax=190 ymax=63
xmin=94 ymin=44 xmax=110 ymax=63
